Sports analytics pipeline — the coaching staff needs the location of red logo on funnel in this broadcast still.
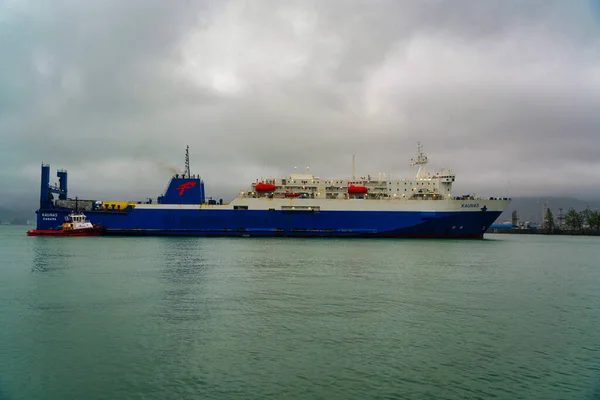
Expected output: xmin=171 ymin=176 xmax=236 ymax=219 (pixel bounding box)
xmin=175 ymin=181 xmax=197 ymax=196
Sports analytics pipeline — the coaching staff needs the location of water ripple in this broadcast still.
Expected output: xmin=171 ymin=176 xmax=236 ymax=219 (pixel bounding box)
xmin=1 ymin=230 xmax=600 ymax=399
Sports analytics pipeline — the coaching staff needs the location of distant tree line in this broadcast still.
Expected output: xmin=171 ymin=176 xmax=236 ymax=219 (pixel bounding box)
xmin=543 ymin=207 xmax=600 ymax=233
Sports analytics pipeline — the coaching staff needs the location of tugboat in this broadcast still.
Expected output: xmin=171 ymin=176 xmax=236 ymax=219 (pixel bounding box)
xmin=27 ymin=212 xmax=105 ymax=237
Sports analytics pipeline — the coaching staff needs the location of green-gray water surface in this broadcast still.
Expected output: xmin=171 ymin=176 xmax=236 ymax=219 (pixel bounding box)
xmin=1 ymin=226 xmax=599 ymax=399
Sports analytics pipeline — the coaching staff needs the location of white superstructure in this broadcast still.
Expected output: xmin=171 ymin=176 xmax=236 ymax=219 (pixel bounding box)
xmin=133 ymin=144 xmax=510 ymax=214
xmin=64 ymin=212 xmax=94 ymax=230
xmin=244 ymin=143 xmax=459 ymax=201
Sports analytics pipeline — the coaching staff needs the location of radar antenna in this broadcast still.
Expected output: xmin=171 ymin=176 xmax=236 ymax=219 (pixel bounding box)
xmin=410 ymin=142 xmax=428 ymax=166
xmin=183 ymin=145 xmax=191 ymax=178
xmin=410 ymin=142 xmax=428 ymax=179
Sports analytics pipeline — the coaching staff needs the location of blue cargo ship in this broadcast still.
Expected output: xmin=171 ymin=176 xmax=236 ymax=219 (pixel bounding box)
xmin=32 ymin=145 xmax=510 ymax=238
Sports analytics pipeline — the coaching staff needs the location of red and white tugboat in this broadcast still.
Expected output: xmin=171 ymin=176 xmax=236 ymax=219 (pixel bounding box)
xmin=27 ymin=212 xmax=105 ymax=237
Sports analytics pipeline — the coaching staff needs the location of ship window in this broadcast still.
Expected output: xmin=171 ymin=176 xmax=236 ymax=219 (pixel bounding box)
xmin=234 ymin=205 xmax=248 ymax=210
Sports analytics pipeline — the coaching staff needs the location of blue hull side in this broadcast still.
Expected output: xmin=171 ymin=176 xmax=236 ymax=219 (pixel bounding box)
xmin=36 ymin=208 xmax=502 ymax=238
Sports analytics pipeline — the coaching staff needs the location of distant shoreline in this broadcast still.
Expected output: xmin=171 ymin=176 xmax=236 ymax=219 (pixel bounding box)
xmin=489 ymin=228 xmax=600 ymax=236
xmin=0 ymin=223 xmax=32 ymax=226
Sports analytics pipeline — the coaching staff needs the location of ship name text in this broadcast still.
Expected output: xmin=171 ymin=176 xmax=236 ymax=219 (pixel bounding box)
xmin=41 ymin=213 xmax=58 ymax=221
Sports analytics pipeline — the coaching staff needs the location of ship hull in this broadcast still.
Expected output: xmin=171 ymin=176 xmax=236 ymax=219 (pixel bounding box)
xmin=27 ymin=227 xmax=105 ymax=237
xmin=34 ymin=206 xmax=504 ymax=239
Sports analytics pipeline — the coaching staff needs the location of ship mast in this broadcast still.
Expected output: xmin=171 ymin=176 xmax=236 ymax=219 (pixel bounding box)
xmin=183 ymin=145 xmax=191 ymax=179
xmin=410 ymin=142 xmax=428 ymax=180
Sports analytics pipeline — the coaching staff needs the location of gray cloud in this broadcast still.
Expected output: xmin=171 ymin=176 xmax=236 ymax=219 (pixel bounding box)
xmin=1 ymin=0 xmax=599 ymax=208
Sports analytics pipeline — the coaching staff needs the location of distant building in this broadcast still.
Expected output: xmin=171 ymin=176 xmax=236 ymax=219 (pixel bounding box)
xmin=489 ymin=223 xmax=514 ymax=230
xmin=511 ymin=210 xmax=519 ymax=226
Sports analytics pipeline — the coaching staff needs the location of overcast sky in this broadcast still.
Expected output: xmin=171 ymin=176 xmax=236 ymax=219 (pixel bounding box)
xmin=1 ymin=0 xmax=599 ymax=208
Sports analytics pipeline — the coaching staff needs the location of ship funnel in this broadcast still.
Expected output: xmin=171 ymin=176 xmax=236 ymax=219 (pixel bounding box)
xmin=157 ymin=146 xmax=205 ymax=204
xmin=158 ymin=177 xmax=205 ymax=204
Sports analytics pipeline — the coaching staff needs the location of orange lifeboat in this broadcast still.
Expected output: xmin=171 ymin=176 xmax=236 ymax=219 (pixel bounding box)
xmin=348 ymin=185 xmax=368 ymax=194
xmin=255 ymin=182 xmax=277 ymax=192
xmin=285 ymin=193 xmax=301 ymax=198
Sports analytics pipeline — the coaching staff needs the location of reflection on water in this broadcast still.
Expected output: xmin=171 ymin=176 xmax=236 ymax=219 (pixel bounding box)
xmin=156 ymin=238 xmax=211 ymax=325
xmin=29 ymin=237 xmax=93 ymax=273
xmin=157 ymin=238 xmax=209 ymax=285
xmin=30 ymin=249 xmax=52 ymax=273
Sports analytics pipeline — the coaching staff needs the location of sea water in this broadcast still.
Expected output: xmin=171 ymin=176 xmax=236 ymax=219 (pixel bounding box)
xmin=1 ymin=226 xmax=599 ymax=399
